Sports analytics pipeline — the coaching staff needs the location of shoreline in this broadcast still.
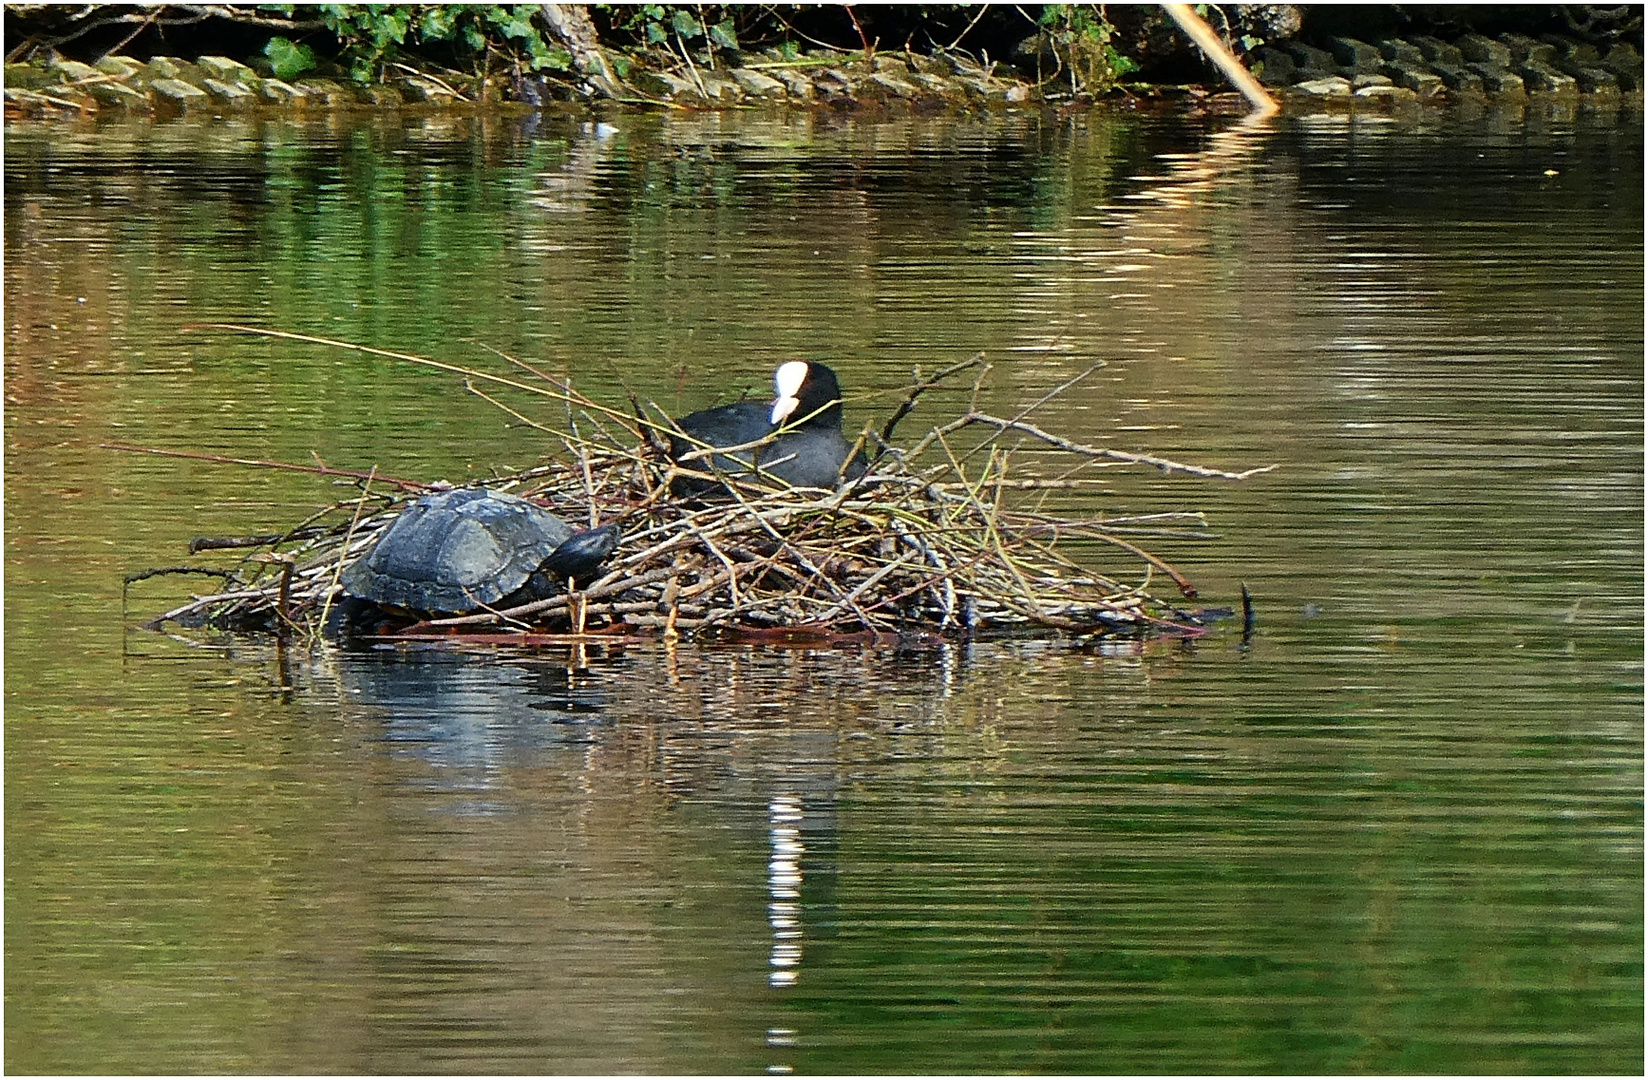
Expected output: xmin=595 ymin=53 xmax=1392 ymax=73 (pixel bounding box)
xmin=5 ymin=30 xmax=1642 ymax=123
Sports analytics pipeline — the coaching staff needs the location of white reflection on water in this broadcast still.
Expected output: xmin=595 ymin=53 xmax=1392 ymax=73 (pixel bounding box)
xmin=767 ymin=793 xmax=806 ymax=987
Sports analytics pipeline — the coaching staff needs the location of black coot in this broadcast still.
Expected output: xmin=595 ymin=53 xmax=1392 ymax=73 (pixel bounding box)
xmin=669 ymin=361 xmax=868 ymax=492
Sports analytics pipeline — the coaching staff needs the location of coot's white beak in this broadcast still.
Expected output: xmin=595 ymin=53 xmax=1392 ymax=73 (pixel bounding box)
xmin=771 ymin=360 xmax=808 ymax=426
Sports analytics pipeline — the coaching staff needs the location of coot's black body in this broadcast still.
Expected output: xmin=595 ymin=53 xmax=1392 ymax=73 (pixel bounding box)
xmin=339 ymin=488 xmax=619 ymax=615
xmin=669 ymin=361 xmax=867 ymax=493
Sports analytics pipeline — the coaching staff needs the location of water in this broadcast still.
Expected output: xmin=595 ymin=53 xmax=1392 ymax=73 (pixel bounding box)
xmin=5 ymin=101 xmax=1641 ymax=1073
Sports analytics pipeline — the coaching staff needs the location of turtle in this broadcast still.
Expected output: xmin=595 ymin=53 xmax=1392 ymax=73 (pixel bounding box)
xmin=339 ymin=487 xmax=621 ymax=617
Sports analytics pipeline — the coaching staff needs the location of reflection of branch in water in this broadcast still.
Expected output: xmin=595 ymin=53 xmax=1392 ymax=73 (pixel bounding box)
xmin=1128 ymin=108 xmax=1279 ymax=212
xmin=768 ymin=793 xmax=805 ymax=988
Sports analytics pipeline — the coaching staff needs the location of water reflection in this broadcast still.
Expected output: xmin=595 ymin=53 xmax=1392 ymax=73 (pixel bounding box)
xmin=525 ymin=119 xmax=621 ymax=217
xmin=6 ymin=103 xmax=1640 ymax=1074
xmin=296 ymin=635 xmax=1164 ymax=1017
xmin=334 ymin=648 xmax=612 ymax=802
xmin=767 ymin=793 xmax=805 ymax=988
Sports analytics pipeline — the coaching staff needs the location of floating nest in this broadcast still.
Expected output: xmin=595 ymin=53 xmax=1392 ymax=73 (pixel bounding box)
xmin=131 ymin=327 xmax=1272 ymax=646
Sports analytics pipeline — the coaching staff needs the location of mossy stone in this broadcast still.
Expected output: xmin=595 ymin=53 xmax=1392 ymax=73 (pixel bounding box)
xmin=49 ymin=59 xmax=101 ymax=82
xmin=1433 ymin=64 xmax=1485 ymax=94
xmin=201 ymin=77 xmax=255 ymax=105
xmin=395 ymin=76 xmax=459 ymax=103
xmin=729 ymin=68 xmax=786 ymax=97
xmin=1384 ymin=59 xmax=1444 ymax=96
xmin=773 ymin=70 xmax=815 ymax=99
xmin=1355 ymin=83 xmax=1419 ymax=102
xmin=868 ymin=72 xmax=921 ymax=99
xmin=258 ymin=77 xmax=305 ymax=104
xmin=86 ymin=81 xmax=149 ymax=108
xmin=146 ymin=56 xmax=202 ymax=83
xmin=1467 ymin=63 xmax=1526 ymax=96
xmin=1457 ymin=35 xmax=1512 ymax=68
xmin=909 ymin=71 xmax=958 ymax=95
xmin=1411 ymin=35 xmax=1464 ymax=68
xmin=1519 ymin=61 xmax=1578 ymax=94
xmin=95 ymin=56 xmax=145 ymax=79
xmin=1328 ymin=37 xmax=1383 ymax=74
xmin=150 ymin=77 xmax=208 ymax=105
xmin=197 ymin=55 xmax=257 ymax=84
xmin=358 ymin=84 xmax=402 ymax=107
xmin=4 ymin=63 xmax=54 ymax=90
xmin=291 ymin=78 xmax=354 ymax=105
xmin=1292 ymin=76 xmax=1354 ymax=97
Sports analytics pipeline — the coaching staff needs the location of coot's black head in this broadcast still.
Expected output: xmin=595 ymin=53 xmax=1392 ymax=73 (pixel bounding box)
xmin=770 ymin=361 xmax=845 ymax=430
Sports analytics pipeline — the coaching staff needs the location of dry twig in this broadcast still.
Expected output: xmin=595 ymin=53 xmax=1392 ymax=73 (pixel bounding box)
xmin=134 ymin=330 xmax=1271 ymax=643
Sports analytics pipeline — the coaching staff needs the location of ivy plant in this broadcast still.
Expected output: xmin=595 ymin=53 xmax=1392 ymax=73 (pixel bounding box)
xmin=260 ymin=3 xmax=574 ymax=84
xmin=598 ymin=4 xmax=738 ymax=61
xmin=1037 ymin=4 xmax=1138 ymax=92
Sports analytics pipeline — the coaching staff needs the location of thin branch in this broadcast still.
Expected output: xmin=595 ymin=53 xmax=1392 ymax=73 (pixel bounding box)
xmin=945 ymin=4 xmax=992 ymax=51
xmin=964 ymin=412 xmax=1279 ymax=480
xmin=101 ymin=442 xmax=435 ymax=491
xmin=313 ymin=468 xmax=378 ymax=643
xmin=878 ymin=351 xmax=987 ymax=445
xmin=96 ymin=5 xmax=164 ymax=62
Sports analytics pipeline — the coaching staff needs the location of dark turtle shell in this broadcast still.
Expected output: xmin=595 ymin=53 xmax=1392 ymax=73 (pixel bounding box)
xmin=343 ymin=488 xmax=603 ymax=613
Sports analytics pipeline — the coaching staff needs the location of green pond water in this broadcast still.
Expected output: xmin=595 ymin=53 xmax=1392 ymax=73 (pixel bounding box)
xmin=5 ymin=101 xmax=1642 ymax=1073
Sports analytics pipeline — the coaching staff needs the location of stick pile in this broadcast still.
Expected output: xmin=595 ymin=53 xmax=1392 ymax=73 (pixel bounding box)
xmin=138 ymin=331 xmax=1271 ymax=643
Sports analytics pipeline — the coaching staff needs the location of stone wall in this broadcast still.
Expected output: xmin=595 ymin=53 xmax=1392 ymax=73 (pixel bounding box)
xmin=1252 ymin=31 xmax=1642 ymax=103
xmin=4 ymin=30 xmax=1640 ymax=119
xmin=5 ymin=47 xmax=1041 ymax=117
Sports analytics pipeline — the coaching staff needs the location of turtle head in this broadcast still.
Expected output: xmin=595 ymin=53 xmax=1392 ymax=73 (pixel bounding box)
xmin=540 ymin=522 xmax=622 ymax=585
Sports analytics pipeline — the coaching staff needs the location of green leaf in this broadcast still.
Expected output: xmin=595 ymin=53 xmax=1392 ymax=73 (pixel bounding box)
xmin=418 ymin=6 xmax=454 ymax=39
xmin=525 ymin=36 xmax=572 ymax=71
xmin=499 ymin=15 xmax=535 ymax=40
xmin=708 ymin=18 xmax=738 ymax=50
xmin=463 ymin=24 xmax=486 ymax=50
xmin=383 ymin=9 xmax=410 ymax=44
xmin=644 ymin=20 xmax=667 ymax=44
xmin=263 ymin=35 xmax=317 ymax=80
xmin=671 ymin=9 xmax=702 ymax=39
xmin=316 ymin=5 xmax=355 ymax=38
